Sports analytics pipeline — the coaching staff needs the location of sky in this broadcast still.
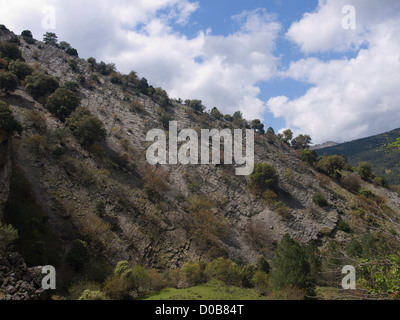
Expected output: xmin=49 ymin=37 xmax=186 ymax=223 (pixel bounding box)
xmin=1 ymin=0 xmax=400 ymax=144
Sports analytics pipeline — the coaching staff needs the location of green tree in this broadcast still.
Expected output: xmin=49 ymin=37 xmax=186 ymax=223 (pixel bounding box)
xmin=297 ymin=148 xmax=318 ymax=166
xmin=65 ymin=107 xmax=106 ymax=146
xmin=250 ymin=119 xmax=265 ymax=134
xmin=232 ymin=111 xmax=245 ymax=128
xmin=292 ymin=134 xmax=312 ymax=150
xmin=0 ymin=221 xmax=19 ymax=254
xmin=210 ymin=107 xmax=223 ymax=120
xmin=357 ymin=161 xmax=374 ymax=181
xmin=0 ymin=71 xmax=19 ymax=94
xmin=8 ymin=60 xmax=34 ymax=80
xmin=43 ymin=32 xmax=58 ymax=46
xmin=25 ymin=71 xmax=59 ymax=100
xmin=316 ymin=155 xmax=348 ymax=177
xmin=249 ymin=163 xmax=279 ymax=192
xmin=270 ymin=234 xmax=311 ymax=290
xmin=66 ymin=239 xmax=91 ymax=271
xmin=0 ymin=100 xmax=23 ymax=134
xmin=46 ymin=87 xmax=80 ymax=121
xmin=279 ymin=129 xmax=293 ymax=144
xmin=186 ymin=99 xmax=205 ymax=113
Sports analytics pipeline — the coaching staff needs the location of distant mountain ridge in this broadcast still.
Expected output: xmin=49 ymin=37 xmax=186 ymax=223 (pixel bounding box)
xmin=310 ymin=141 xmax=339 ymax=150
xmin=316 ymin=128 xmax=400 ymax=185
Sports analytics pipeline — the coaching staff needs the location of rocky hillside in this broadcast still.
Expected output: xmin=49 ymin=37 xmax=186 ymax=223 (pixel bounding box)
xmin=1 ymin=27 xmax=400 ymax=296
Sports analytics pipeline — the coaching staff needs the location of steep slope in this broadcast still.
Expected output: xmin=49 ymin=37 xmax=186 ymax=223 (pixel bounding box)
xmin=316 ymin=128 xmax=400 ymax=185
xmin=1 ymin=27 xmax=400 ymax=293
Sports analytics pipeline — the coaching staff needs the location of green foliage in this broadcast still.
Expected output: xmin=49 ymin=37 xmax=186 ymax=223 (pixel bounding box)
xmin=316 ymin=155 xmax=348 ymax=178
xmin=359 ymin=254 xmax=400 ymax=299
xmin=0 ymin=221 xmax=19 ymax=254
xmin=205 ymin=257 xmax=242 ymax=286
xmin=66 ymin=239 xmax=91 ymax=271
xmin=250 ymin=119 xmax=265 ymax=134
xmin=25 ymin=71 xmax=59 ymax=100
xmin=337 ymin=219 xmax=351 ymax=233
xmin=210 ymin=107 xmax=223 ymax=119
xmin=318 ymin=128 xmax=400 ymax=185
xmin=297 ymin=148 xmax=318 ymax=166
xmin=8 ymin=60 xmax=34 ymax=80
xmin=46 ymin=87 xmax=80 ymax=121
xmin=65 ymin=48 xmax=78 ymax=57
xmin=249 ymin=163 xmax=279 ymax=192
xmin=0 ymin=71 xmax=19 ymax=94
xmin=291 ymin=134 xmax=312 ymax=150
xmin=65 ymin=107 xmax=106 ymax=145
xmin=186 ymin=99 xmax=205 ymax=113
xmin=312 ymin=192 xmax=329 ymax=207
xmin=43 ymin=32 xmax=58 ymax=46
xmin=340 ymin=172 xmax=362 ymax=193
xmin=0 ymin=100 xmax=23 ymax=134
xmin=270 ymin=234 xmax=311 ymax=291
xmin=357 ymin=161 xmax=374 ymax=181
xmin=78 ymin=289 xmax=107 ymax=300
xmin=279 ymin=129 xmax=293 ymax=144
xmin=232 ymin=111 xmax=245 ymax=128
xmin=0 ymin=42 xmax=23 ymax=60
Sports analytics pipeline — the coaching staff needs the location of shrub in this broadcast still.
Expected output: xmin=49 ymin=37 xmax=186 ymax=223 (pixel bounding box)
xmin=356 ymin=161 xmax=374 ymax=181
xmin=0 ymin=222 xmax=19 ymax=254
xmin=249 ymin=163 xmax=279 ymax=192
xmin=46 ymin=87 xmax=80 ymax=121
xmin=66 ymin=239 xmax=91 ymax=271
xmin=0 ymin=100 xmax=23 ymax=134
xmin=65 ymin=48 xmax=78 ymax=57
xmin=0 ymin=71 xmax=19 ymax=94
xmin=316 ymin=155 xmax=348 ymax=177
xmin=340 ymin=172 xmax=362 ymax=193
xmin=0 ymin=42 xmax=23 ymax=60
xmin=312 ymin=192 xmax=329 ymax=207
xmin=65 ymin=107 xmax=106 ymax=145
xmin=8 ymin=60 xmax=34 ymax=80
xmin=337 ymin=219 xmax=351 ymax=233
xmin=79 ymin=289 xmax=107 ymax=300
xmin=25 ymin=71 xmax=59 ymax=100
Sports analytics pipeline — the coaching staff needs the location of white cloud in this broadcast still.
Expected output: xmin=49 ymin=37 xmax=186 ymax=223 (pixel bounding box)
xmin=268 ymin=1 xmax=400 ymax=143
xmin=0 ymin=1 xmax=280 ymax=122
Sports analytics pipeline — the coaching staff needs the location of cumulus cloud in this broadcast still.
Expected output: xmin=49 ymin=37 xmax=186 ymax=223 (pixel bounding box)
xmin=0 ymin=1 xmax=281 ymax=122
xmin=268 ymin=0 xmax=400 ymax=143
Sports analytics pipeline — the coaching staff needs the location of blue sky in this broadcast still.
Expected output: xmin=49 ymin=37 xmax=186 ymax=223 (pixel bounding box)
xmin=1 ymin=0 xmax=400 ymax=144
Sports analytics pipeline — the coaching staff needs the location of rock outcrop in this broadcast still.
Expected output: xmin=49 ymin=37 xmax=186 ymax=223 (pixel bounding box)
xmin=0 ymin=253 xmax=48 ymax=300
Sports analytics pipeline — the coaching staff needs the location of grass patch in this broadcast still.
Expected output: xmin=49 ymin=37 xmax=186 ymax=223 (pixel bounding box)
xmin=144 ymin=279 xmax=266 ymax=300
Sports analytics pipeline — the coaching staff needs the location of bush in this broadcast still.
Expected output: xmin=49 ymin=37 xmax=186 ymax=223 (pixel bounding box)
xmin=0 ymin=42 xmax=23 ymax=60
xmin=66 ymin=240 xmax=91 ymax=271
xmin=0 ymin=222 xmax=19 ymax=254
xmin=357 ymin=162 xmax=374 ymax=181
xmin=25 ymin=71 xmax=59 ymax=100
xmin=0 ymin=71 xmax=19 ymax=94
xmin=337 ymin=219 xmax=351 ymax=233
xmin=340 ymin=172 xmax=362 ymax=193
xmin=79 ymin=289 xmax=107 ymax=300
xmin=312 ymin=192 xmax=329 ymax=207
xmin=316 ymin=155 xmax=348 ymax=177
xmin=0 ymin=100 xmax=23 ymax=134
xmin=46 ymin=87 xmax=80 ymax=121
xmin=65 ymin=107 xmax=107 ymax=145
xmin=8 ymin=60 xmax=34 ymax=80
xmin=249 ymin=163 xmax=279 ymax=192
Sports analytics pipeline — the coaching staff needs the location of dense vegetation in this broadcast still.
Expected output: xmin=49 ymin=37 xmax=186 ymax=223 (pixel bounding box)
xmin=316 ymin=128 xmax=400 ymax=185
